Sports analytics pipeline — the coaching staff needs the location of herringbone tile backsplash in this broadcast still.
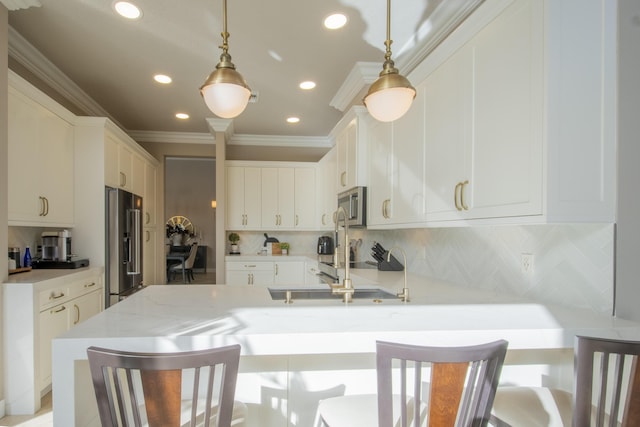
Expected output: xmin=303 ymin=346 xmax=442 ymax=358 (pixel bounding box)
xmin=231 ymin=224 xmax=615 ymax=316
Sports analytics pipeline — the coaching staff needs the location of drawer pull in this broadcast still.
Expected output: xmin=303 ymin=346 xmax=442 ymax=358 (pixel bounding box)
xmin=74 ymin=304 xmax=80 ymax=324
xmin=245 ymin=264 xmax=256 ymax=268
xmin=84 ymin=282 xmax=96 ymax=288
xmin=51 ymin=305 xmax=66 ymax=314
xmin=50 ymin=292 xmax=66 ymax=300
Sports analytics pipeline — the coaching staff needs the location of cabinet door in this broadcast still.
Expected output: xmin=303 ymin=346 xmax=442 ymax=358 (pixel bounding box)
xmin=261 ymin=168 xmax=280 ymax=228
xmin=261 ymin=168 xmax=294 ymax=228
xmin=470 ymin=0 xmax=543 ymax=218
xmin=104 ymin=134 xmax=119 ymax=188
xmin=226 ymin=167 xmax=246 ymax=229
xmin=70 ymin=290 xmax=103 ymax=326
xmin=391 ymin=83 xmax=426 ymax=224
xmin=144 ymin=162 xmax=157 ymax=226
xmin=38 ymin=108 xmax=74 ymax=225
xmin=132 ymin=154 xmax=145 ymax=196
xmin=274 ymin=262 xmax=305 ymax=285
xmin=8 ymin=89 xmax=41 ymax=222
xmin=226 ymin=270 xmax=251 ymax=285
xmin=294 ymin=168 xmax=316 ymax=228
xmin=118 ymin=144 xmax=133 ymax=191
xmin=252 ymin=270 xmax=275 ymax=286
xmin=424 ymin=46 xmax=473 ymax=221
xmin=368 ymin=119 xmax=393 ymax=226
xmin=318 ymin=148 xmax=337 ymax=229
xmin=243 ymin=168 xmax=262 ymax=228
xmin=336 ymin=127 xmax=349 ymax=190
xmin=143 ymin=228 xmax=157 ymax=285
xmin=39 ymin=303 xmax=70 ymax=390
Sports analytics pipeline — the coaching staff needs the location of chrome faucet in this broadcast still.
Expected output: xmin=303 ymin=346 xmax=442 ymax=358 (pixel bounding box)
xmin=387 ymin=247 xmax=410 ymax=302
xmin=331 ymin=206 xmax=354 ymax=303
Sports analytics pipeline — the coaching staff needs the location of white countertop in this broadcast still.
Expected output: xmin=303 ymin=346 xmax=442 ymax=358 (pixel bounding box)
xmin=52 ymin=271 xmax=640 ymax=425
xmin=4 ymin=266 xmax=98 ymax=284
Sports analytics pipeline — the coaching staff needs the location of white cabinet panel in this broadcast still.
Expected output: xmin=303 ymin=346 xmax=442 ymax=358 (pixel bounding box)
xmin=318 ymin=148 xmax=337 ymax=229
xmin=226 ymin=166 xmax=262 ymax=229
xmin=334 ymin=107 xmax=369 ymax=191
xmin=39 ymin=302 xmax=69 ymax=390
xmin=274 ymin=261 xmax=305 ymax=285
xmin=261 ymin=168 xmax=295 ymax=228
xmin=294 ymin=168 xmax=316 ymax=229
xmin=7 ymin=83 xmax=75 ymax=226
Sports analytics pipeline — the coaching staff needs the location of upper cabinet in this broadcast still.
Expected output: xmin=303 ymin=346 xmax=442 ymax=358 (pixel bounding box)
xmin=8 ymin=72 xmax=75 ymax=227
xmin=226 ymin=162 xmax=318 ymax=231
xmin=375 ymin=0 xmax=614 ymax=227
xmin=317 ymin=147 xmax=337 ymax=230
xmin=333 ymin=106 xmax=369 ymax=192
xmin=368 ymin=83 xmax=427 ymax=228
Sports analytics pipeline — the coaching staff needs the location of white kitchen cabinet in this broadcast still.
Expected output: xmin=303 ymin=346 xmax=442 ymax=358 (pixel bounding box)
xmin=3 ymin=268 xmax=103 ymax=414
xmin=294 ymin=167 xmax=317 ymax=229
xmin=144 ymin=162 xmax=157 ymax=227
xmin=261 ymin=168 xmax=295 ymax=228
xmin=274 ymin=261 xmax=305 ymax=285
xmin=132 ymin=153 xmax=145 ymax=196
xmin=304 ymin=261 xmax=323 ymax=285
xmin=333 ymin=106 xmax=369 ymax=191
xmin=368 ymin=82 xmax=426 ymax=229
xmin=416 ymin=0 xmax=613 ymax=225
xmin=318 ymin=147 xmax=337 ymax=229
xmin=143 ymin=228 xmax=158 ymax=285
xmin=7 ymin=72 xmax=75 ymax=227
xmin=226 ymin=166 xmax=262 ymax=229
xmin=226 ymin=261 xmax=274 ymax=285
xmin=104 ymin=132 xmax=147 ymax=195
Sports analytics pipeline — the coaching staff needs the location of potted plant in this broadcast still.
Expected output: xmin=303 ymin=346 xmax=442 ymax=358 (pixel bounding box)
xmin=228 ymin=233 xmax=240 ymax=253
xmin=279 ymin=242 xmax=290 ymax=255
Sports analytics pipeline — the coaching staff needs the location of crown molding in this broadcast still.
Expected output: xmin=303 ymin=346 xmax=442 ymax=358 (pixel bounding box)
xmin=329 ymin=62 xmax=379 ymax=112
xmin=7 ymin=26 xmax=125 ymax=130
xmin=229 ymin=134 xmax=331 ymax=148
xmin=128 ymin=130 xmax=216 ymax=145
xmin=0 ymin=0 xmax=41 ymax=10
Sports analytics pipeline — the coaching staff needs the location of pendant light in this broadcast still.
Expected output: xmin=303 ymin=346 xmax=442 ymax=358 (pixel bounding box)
xmin=363 ymin=0 xmax=416 ymax=122
xmin=200 ymin=0 xmax=251 ymax=119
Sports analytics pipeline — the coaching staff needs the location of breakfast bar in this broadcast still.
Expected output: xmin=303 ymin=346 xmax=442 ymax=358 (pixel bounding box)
xmin=52 ymin=273 xmax=640 ymax=426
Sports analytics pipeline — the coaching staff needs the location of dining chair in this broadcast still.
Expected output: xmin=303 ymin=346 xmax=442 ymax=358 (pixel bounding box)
xmin=317 ymin=339 xmax=508 ymax=427
xmin=87 ymin=344 xmax=245 ymax=427
xmin=169 ymin=243 xmax=198 ymax=283
xmin=491 ymin=335 xmax=640 ymax=427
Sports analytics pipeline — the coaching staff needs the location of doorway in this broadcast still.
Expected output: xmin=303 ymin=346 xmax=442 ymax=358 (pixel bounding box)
xmin=164 ymin=157 xmax=216 ymax=282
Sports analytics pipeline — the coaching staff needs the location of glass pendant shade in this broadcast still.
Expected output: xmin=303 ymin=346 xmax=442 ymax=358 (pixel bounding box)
xmin=200 ymin=67 xmax=251 ymax=119
xmin=364 ymin=73 xmax=416 ymax=122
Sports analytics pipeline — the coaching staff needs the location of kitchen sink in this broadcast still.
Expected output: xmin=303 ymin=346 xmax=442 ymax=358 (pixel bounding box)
xmin=268 ymin=287 xmax=397 ymax=301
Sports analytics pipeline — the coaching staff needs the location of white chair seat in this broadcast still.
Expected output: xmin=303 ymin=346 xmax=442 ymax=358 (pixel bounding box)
xmin=317 ymin=394 xmax=420 ymax=427
xmin=492 ymin=386 xmax=572 ymax=427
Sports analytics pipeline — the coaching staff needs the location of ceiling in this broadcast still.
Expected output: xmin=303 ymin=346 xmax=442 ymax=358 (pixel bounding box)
xmin=4 ymin=0 xmax=483 ymax=157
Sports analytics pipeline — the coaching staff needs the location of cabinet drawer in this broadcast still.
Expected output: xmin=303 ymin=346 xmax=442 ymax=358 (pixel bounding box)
xmin=39 ymin=285 xmax=71 ymax=310
xmin=67 ymin=277 xmax=102 ymax=299
xmin=226 ymin=261 xmax=273 ymax=271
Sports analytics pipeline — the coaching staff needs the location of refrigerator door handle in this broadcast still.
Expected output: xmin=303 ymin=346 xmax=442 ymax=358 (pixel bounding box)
xmin=128 ymin=208 xmax=142 ymax=275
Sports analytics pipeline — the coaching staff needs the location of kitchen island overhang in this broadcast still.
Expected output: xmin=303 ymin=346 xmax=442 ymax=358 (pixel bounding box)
xmin=52 ymin=282 xmax=640 ymax=426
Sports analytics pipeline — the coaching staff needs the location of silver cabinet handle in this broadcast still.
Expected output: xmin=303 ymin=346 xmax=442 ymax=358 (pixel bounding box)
xmin=43 ymin=197 xmax=49 ymax=216
xmin=74 ymin=304 xmax=80 ymax=324
xmin=39 ymin=196 xmax=46 ymax=216
xmin=454 ymin=182 xmax=462 ymax=211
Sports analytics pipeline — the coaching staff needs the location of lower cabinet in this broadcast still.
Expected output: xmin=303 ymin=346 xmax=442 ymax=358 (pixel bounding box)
xmin=225 ymin=260 xmax=306 ymax=286
xmin=3 ymin=268 xmax=103 ymax=415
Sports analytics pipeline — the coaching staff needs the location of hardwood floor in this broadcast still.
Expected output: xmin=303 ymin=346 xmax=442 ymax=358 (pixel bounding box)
xmin=0 ymin=393 xmax=52 ymax=427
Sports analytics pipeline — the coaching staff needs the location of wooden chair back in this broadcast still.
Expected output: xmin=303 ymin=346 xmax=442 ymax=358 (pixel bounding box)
xmin=87 ymin=344 xmax=241 ymax=427
xmin=573 ymin=335 xmax=640 ymax=427
xmin=376 ymin=339 xmax=508 ymax=427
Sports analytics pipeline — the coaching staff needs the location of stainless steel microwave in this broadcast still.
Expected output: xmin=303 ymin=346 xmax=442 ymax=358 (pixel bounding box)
xmin=337 ymin=186 xmax=366 ymax=227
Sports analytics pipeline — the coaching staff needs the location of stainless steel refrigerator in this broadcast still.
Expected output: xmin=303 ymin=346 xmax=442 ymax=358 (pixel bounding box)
xmin=105 ymin=187 xmax=143 ymax=307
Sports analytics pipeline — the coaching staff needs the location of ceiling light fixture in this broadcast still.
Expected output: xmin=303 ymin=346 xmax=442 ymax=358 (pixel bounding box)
xmin=363 ymin=0 xmax=416 ymax=122
xmin=287 ymin=117 xmax=300 ymax=124
xmin=176 ymin=113 xmax=189 ymax=119
xmin=113 ymin=1 xmax=142 ymax=20
xmin=154 ymin=74 xmax=172 ymax=84
xmin=324 ymin=13 xmax=347 ymax=30
xmin=299 ymin=81 xmax=316 ymax=90
xmin=200 ymin=0 xmax=251 ymax=119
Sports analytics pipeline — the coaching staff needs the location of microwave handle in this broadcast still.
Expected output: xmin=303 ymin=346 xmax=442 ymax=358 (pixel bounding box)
xmin=349 ymin=193 xmax=358 ymax=219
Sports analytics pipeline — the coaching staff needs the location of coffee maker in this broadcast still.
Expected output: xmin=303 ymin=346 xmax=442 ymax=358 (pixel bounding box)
xmin=317 ymin=236 xmax=334 ymax=255
xmin=41 ymin=230 xmax=72 ymax=261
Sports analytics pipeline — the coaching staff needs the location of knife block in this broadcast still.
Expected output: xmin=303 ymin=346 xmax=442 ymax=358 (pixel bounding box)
xmin=377 ymin=251 xmax=404 ymax=271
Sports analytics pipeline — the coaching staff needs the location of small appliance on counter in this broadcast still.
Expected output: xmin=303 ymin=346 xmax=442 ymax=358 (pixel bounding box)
xmin=31 ymin=229 xmax=90 ymax=269
xmin=317 ymin=236 xmax=334 ymax=255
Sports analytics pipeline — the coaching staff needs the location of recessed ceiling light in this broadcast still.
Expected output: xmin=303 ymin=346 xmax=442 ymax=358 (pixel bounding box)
xmin=154 ymin=74 xmax=172 ymax=84
xmin=176 ymin=113 xmax=189 ymax=120
xmin=287 ymin=117 xmax=300 ymax=124
xmin=113 ymin=1 xmax=142 ymax=20
xmin=324 ymin=13 xmax=347 ymax=30
xmin=299 ymin=81 xmax=316 ymax=90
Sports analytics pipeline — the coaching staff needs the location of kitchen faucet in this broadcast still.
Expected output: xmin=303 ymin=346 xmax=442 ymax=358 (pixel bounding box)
xmin=387 ymin=247 xmax=410 ymax=302
xmin=331 ymin=206 xmax=354 ymax=303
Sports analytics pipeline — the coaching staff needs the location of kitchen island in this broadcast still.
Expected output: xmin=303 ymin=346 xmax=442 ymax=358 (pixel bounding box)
xmin=52 ymin=272 xmax=640 ymax=426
